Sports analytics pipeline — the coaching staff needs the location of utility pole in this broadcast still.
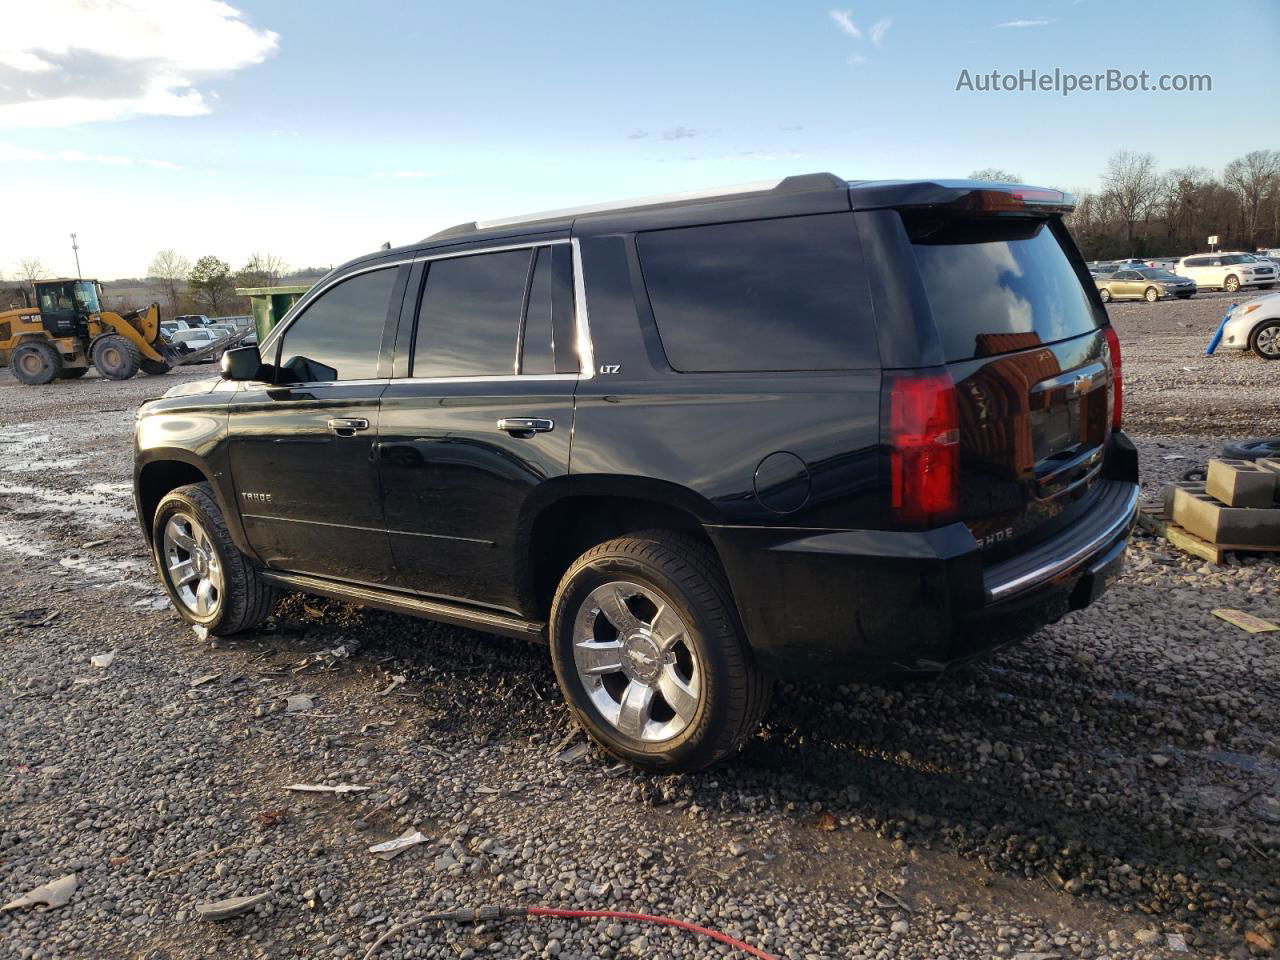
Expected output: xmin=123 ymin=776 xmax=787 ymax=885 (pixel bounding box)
xmin=70 ymin=233 xmax=81 ymax=278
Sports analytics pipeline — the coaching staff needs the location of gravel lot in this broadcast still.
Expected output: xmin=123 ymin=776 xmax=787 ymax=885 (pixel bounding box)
xmin=1 ymin=301 xmax=1277 ymax=960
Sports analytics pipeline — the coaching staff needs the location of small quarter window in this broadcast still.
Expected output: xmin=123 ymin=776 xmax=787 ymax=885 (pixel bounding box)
xmin=520 ymin=247 xmax=555 ymax=375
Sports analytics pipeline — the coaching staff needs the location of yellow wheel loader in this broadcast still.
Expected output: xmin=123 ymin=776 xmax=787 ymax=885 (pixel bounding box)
xmin=0 ymin=278 xmax=181 ymax=385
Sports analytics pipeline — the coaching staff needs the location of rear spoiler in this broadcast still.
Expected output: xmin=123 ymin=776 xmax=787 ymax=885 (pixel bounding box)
xmin=848 ymin=180 xmax=1075 ymax=215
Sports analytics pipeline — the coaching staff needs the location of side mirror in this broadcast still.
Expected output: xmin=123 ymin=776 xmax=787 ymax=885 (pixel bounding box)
xmin=220 ymin=345 xmax=264 ymax=381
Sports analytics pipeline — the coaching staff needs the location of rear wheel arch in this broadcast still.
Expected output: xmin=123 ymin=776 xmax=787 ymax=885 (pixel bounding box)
xmin=525 ymin=488 xmax=722 ymax=621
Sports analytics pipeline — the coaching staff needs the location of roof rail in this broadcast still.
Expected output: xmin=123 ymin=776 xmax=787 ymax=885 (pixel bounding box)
xmin=423 ymin=172 xmax=846 ymax=241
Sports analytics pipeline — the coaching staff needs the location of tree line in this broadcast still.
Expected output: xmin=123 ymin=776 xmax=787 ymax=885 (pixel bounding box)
xmin=973 ymin=149 xmax=1280 ymax=260
xmin=0 ymin=252 xmax=328 ymax=315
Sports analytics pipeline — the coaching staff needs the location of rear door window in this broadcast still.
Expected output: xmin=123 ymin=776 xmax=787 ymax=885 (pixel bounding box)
xmin=903 ymin=215 xmax=1100 ymax=361
xmin=636 ymin=213 xmax=878 ymax=372
xmin=412 ymin=250 xmax=531 ymax=378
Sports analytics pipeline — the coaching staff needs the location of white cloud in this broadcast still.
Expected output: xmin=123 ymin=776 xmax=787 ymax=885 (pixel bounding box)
xmin=0 ymin=0 xmax=278 ymax=128
xmin=869 ymin=17 xmax=893 ymax=45
xmin=829 ymin=9 xmax=862 ymax=39
xmin=995 ymin=17 xmax=1057 ymax=27
xmin=0 ymin=142 xmax=185 ymax=170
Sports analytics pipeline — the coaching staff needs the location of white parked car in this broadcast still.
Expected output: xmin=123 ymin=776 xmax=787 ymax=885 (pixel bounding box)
xmin=1173 ymin=253 xmax=1277 ymax=292
xmin=1218 ymin=291 xmax=1280 ymax=359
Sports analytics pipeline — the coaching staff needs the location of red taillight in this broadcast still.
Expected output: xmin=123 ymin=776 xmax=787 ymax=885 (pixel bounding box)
xmin=883 ymin=370 xmax=960 ymax=526
xmin=1102 ymin=324 xmax=1123 ymax=430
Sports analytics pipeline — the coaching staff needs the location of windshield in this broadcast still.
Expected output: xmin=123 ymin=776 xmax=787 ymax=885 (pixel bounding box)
xmin=72 ymin=281 xmax=102 ymax=313
xmin=905 ymin=214 xmax=1100 ymax=362
xmin=1221 ymin=255 xmax=1249 ymax=265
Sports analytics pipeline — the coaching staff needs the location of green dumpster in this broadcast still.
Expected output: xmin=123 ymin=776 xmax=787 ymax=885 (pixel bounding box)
xmin=236 ymin=284 xmax=314 ymax=342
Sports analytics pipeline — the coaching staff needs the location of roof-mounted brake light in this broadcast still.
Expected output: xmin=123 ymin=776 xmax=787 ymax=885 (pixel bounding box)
xmin=953 ymin=187 xmax=1070 ymax=214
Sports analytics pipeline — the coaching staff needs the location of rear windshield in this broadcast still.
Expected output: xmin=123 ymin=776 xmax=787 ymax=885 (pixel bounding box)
xmin=904 ymin=214 xmax=1099 ymax=361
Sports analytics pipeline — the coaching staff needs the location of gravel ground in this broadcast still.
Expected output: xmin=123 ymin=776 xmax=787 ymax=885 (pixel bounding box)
xmin=1 ymin=308 xmax=1277 ymax=960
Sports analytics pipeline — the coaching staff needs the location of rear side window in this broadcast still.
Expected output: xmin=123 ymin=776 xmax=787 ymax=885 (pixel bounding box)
xmin=277 ymin=267 xmax=396 ymax=382
xmin=903 ymin=215 xmax=1099 ymax=362
xmin=636 ymin=214 xmax=877 ymax=372
xmin=413 ymin=250 xmax=531 ymax=378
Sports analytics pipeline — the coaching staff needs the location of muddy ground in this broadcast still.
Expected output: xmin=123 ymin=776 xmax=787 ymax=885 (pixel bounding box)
xmin=1 ymin=299 xmax=1277 ymax=960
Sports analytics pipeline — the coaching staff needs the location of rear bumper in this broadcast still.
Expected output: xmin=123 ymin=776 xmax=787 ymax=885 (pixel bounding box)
xmin=708 ymin=436 xmax=1140 ymax=682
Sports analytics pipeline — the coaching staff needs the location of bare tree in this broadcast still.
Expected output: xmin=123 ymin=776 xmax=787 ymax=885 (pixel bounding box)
xmin=147 ymin=249 xmax=191 ymax=313
xmin=239 ymin=252 xmax=287 ymax=288
xmin=1101 ymin=151 xmax=1160 ymax=252
xmin=1224 ymin=150 xmax=1280 ymax=250
xmin=968 ymin=168 xmax=1022 ymax=182
xmin=14 ymin=257 xmax=49 ymax=301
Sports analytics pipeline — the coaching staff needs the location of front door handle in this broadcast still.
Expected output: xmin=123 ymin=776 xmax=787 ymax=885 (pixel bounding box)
xmin=327 ymin=417 xmax=370 ymax=437
xmin=496 ymin=417 xmax=554 ymax=437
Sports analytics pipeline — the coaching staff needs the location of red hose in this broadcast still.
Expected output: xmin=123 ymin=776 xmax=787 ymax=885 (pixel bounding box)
xmin=527 ymin=906 xmax=779 ymax=960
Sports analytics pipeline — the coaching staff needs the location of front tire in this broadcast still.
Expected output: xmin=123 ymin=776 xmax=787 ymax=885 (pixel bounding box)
xmin=1250 ymin=320 xmax=1280 ymax=360
xmin=10 ymin=340 xmax=62 ymax=385
xmin=548 ymin=532 xmax=771 ymax=771
xmin=1144 ymin=286 xmax=1159 ymax=303
xmin=1223 ymin=275 xmax=1241 ymax=293
xmin=92 ymin=335 xmax=141 ymax=380
xmin=151 ymin=482 xmax=277 ymax=635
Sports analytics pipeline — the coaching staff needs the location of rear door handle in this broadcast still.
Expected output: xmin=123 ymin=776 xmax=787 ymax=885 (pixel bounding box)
xmin=496 ymin=417 xmax=554 ymax=437
xmin=327 ymin=417 xmax=370 ymax=436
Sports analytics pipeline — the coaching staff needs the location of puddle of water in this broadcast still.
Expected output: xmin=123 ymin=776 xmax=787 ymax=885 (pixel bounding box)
xmin=4 ymin=456 xmax=86 ymax=473
xmin=58 ymin=553 xmax=152 ymax=590
xmin=0 ymin=482 xmax=135 ymax=524
xmin=0 ymin=528 xmax=46 ymax=557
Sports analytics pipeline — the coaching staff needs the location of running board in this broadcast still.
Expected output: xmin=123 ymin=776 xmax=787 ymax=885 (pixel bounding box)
xmin=259 ymin=571 xmax=546 ymax=641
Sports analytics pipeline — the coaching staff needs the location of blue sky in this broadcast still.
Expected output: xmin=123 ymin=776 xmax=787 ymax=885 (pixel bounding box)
xmin=2 ymin=0 xmax=1276 ymax=279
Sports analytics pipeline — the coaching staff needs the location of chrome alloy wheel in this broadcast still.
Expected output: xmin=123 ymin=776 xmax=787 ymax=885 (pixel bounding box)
xmin=162 ymin=511 xmax=223 ymax=617
xmin=1256 ymin=324 xmax=1280 ymax=358
xmin=572 ymin=581 xmax=702 ymax=743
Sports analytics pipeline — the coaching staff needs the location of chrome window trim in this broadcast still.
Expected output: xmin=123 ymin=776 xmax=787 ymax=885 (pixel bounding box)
xmin=261 ymin=238 xmax=594 ymax=381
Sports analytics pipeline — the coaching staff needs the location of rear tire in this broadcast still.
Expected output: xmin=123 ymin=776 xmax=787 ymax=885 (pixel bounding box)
xmin=151 ymin=482 xmax=277 ymax=636
xmin=92 ymin=335 xmax=141 ymax=380
xmin=1223 ymin=275 xmax=1241 ymax=293
xmin=1249 ymin=320 xmax=1280 ymax=360
xmin=10 ymin=340 xmax=62 ymax=385
xmin=548 ymin=531 xmax=772 ymax=771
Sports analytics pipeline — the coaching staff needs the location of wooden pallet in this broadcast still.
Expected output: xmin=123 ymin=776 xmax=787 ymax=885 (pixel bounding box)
xmin=1137 ymin=503 xmax=1280 ymax=564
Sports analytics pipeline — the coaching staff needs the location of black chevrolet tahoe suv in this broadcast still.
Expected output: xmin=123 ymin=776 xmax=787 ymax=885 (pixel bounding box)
xmin=134 ymin=173 xmax=1139 ymax=770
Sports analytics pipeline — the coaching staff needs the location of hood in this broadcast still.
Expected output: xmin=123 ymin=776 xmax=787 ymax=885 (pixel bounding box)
xmin=161 ymin=378 xmax=220 ymax=399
